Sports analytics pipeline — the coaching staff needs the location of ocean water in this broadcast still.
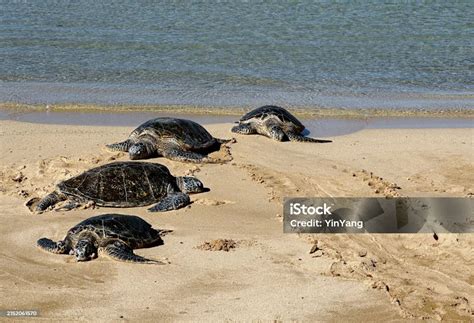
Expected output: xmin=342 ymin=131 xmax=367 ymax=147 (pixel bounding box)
xmin=0 ymin=1 xmax=473 ymax=109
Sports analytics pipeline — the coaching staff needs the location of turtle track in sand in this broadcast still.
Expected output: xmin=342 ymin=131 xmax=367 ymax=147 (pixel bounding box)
xmin=0 ymin=151 xmax=125 ymax=204
xmin=304 ymin=234 xmax=473 ymax=320
xmin=233 ymin=162 xmax=472 ymax=320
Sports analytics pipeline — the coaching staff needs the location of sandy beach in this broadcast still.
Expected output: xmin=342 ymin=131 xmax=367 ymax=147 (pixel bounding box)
xmin=0 ymin=119 xmax=472 ymax=321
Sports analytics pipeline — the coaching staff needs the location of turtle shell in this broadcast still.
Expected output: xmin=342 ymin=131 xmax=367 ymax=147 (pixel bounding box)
xmin=131 ymin=117 xmax=216 ymax=150
xmin=67 ymin=214 xmax=162 ymax=248
xmin=57 ymin=162 xmax=175 ymax=207
xmin=240 ymin=106 xmax=305 ymax=130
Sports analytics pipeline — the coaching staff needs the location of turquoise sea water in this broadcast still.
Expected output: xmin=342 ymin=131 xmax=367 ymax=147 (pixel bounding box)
xmin=0 ymin=1 xmax=473 ymax=109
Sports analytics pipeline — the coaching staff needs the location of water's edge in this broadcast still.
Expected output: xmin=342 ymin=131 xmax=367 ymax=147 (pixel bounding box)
xmin=1 ymin=102 xmax=472 ymax=118
xmin=1 ymin=104 xmax=472 ymax=138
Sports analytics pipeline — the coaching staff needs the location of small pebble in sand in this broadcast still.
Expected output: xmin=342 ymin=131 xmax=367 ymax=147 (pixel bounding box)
xmin=358 ymin=250 xmax=367 ymax=257
xmin=309 ymin=242 xmax=319 ymax=254
xmin=388 ymin=183 xmax=401 ymax=189
xmin=17 ymin=190 xmax=29 ymax=198
xmin=371 ymin=281 xmax=390 ymax=292
xmin=312 ymin=250 xmax=324 ymax=258
xmin=12 ymin=173 xmax=26 ymax=183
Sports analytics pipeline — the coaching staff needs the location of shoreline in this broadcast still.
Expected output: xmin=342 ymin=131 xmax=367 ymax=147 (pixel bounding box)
xmin=1 ymin=102 xmax=473 ymax=119
xmin=1 ymin=106 xmax=472 ymax=139
xmin=2 ymin=104 xmax=472 ymax=139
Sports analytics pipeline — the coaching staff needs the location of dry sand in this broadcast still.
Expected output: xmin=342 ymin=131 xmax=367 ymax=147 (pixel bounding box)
xmin=0 ymin=119 xmax=472 ymax=321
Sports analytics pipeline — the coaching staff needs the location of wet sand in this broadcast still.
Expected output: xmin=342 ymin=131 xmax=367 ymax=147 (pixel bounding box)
xmin=0 ymin=119 xmax=472 ymax=321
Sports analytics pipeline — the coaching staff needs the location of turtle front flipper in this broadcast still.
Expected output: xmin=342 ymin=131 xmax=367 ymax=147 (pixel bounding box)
xmin=286 ymin=132 xmax=332 ymax=143
xmin=100 ymin=240 xmax=164 ymax=264
xmin=36 ymin=191 xmax=67 ymax=212
xmin=106 ymin=139 xmax=133 ymax=152
xmin=148 ymin=193 xmax=191 ymax=212
xmin=37 ymin=238 xmax=70 ymax=254
xmin=162 ymin=148 xmax=215 ymax=163
xmin=267 ymin=125 xmax=286 ymax=141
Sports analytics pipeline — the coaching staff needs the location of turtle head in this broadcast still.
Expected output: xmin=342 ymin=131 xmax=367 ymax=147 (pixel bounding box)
xmin=74 ymin=238 xmax=97 ymax=262
xmin=176 ymin=176 xmax=208 ymax=194
xmin=129 ymin=142 xmax=156 ymax=160
xmin=231 ymin=123 xmax=253 ymax=134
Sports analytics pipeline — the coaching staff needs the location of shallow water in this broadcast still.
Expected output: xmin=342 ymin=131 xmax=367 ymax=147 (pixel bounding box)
xmin=1 ymin=1 xmax=473 ymax=109
xmin=1 ymin=108 xmax=471 ymax=138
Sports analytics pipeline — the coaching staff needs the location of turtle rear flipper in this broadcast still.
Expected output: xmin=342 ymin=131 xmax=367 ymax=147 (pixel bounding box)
xmin=286 ymin=132 xmax=332 ymax=143
xmin=55 ymin=200 xmax=83 ymax=211
xmin=216 ymin=138 xmax=234 ymax=144
xmin=106 ymin=139 xmax=133 ymax=152
xmin=101 ymin=240 xmax=164 ymax=264
xmin=37 ymin=238 xmax=69 ymax=254
xmin=162 ymin=148 xmax=214 ymax=164
xmin=148 ymin=193 xmax=190 ymax=212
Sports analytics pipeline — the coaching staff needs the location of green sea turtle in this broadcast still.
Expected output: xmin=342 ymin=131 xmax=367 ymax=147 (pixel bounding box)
xmin=232 ymin=105 xmax=332 ymax=143
xmin=33 ymin=161 xmax=207 ymax=213
xmin=37 ymin=214 xmax=167 ymax=263
xmin=106 ymin=117 xmax=230 ymax=163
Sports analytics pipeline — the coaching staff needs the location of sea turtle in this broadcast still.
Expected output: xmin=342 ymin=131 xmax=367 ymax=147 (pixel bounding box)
xmin=37 ymin=214 xmax=167 ymax=263
xmin=232 ymin=105 xmax=332 ymax=143
xmin=33 ymin=161 xmax=207 ymax=213
xmin=106 ymin=117 xmax=230 ymax=163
